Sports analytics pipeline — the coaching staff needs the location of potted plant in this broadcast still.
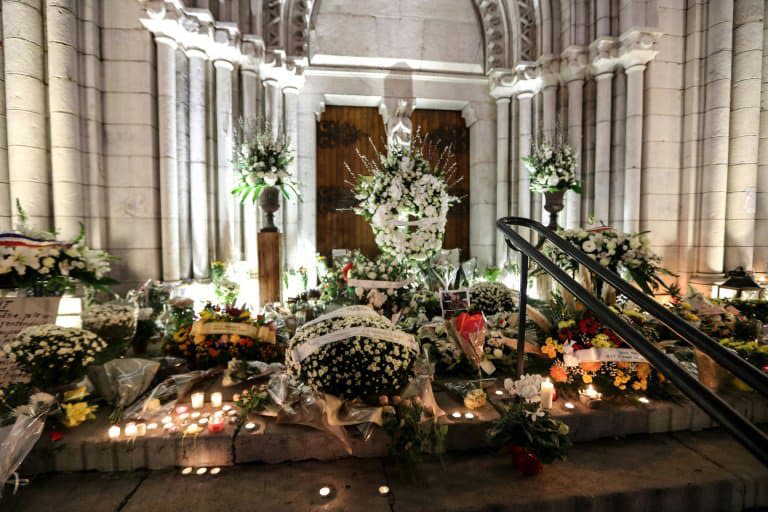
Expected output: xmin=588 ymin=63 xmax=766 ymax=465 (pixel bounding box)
xmin=523 ymin=138 xmax=581 ymax=229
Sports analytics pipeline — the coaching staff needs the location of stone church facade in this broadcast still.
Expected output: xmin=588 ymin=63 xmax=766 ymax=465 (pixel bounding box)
xmin=0 ymin=0 xmax=764 ymax=291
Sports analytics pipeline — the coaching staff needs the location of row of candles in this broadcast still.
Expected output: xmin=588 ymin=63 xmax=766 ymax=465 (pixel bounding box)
xmin=107 ymin=391 xmax=236 ymax=440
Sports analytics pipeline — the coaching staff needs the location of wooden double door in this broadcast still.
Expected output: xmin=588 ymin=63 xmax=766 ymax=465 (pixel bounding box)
xmin=315 ymin=105 xmax=470 ymax=261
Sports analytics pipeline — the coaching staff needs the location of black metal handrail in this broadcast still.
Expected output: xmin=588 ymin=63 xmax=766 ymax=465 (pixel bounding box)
xmin=498 ymin=216 xmax=768 ymax=467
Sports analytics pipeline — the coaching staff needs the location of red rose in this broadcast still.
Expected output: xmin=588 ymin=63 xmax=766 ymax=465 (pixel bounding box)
xmin=578 ymin=317 xmax=601 ymax=335
xmin=50 ymin=431 xmax=62 ymax=443
xmin=557 ymin=329 xmax=574 ymax=342
xmin=341 ymin=262 xmax=354 ymax=283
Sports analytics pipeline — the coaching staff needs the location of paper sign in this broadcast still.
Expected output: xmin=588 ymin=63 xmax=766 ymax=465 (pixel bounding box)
xmin=190 ymin=321 xmax=275 ymax=343
xmin=0 ymin=297 xmax=61 ymax=387
xmin=564 ymin=347 xmax=646 ymax=367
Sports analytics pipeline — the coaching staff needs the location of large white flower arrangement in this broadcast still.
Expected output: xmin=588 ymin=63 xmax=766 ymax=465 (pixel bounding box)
xmin=286 ymin=306 xmax=419 ymax=402
xmin=345 ymin=251 xmax=412 ymax=315
xmin=3 ymin=325 xmax=107 ymax=390
xmin=523 ymin=140 xmax=581 ymax=193
xmin=351 ymin=142 xmax=459 ymax=264
xmin=232 ymin=119 xmax=299 ymax=201
xmin=0 ymin=205 xmax=113 ymax=295
xmin=544 ymin=227 xmax=674 ymax=293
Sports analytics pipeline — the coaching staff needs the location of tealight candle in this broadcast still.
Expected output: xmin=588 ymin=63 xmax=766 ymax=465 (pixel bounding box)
xmin=378 ymin=485 xmax=390 ymax=496
xmin=227 ymin=409 xmax=238 ymax=417
xmin=244 ymin=422 xmax=257 ymax=432
xmin=124 ymin=422 xmax=137 ymax=437
xmin=147 ymin=422 xmax=159 ymax=431
xmin=494 ymin=389 xmax=504 ymax=396
xmin=450 ymin=412 xmax=462 ymax=419
xmin=198 ymin=418 xmax=209 ymax=426
xmin=181 ymin=467 xmax=193 ymax=475
xmin=196 ymin=467 xmax=207 ymax=476
xmin=208 ymin=415 xmax=225 ymax=434
xmin=583 ymin=384 xmax=601 ymax=400
xmin=175 ymin=405 xmax=188 ymax=415
xmin=564 ymin=402 xmax=575 ymax=410
xmin=210 ymin=467 xmax=221 ymax=476
xmin=222 ymin=404 xmax=232 ymax=412
xmin=184 ymin=424 xmax=202 ymax=435
xmin=162 ymin=415 xmax=173 ymax=425
xmin=579 ymin=384 xmax=603 ymax=409
xmin=463 ymin=412 xmax=475 ymax=420
xmin=178 ymin=413 xmax=190 ymax=423
xmin=108 ymin=425 xmax=121 ymax=440
xmin=191 ymin=392 xmax=205 ymax=410
xmin=210 ymin=392 xmax=223 ymax=408
xmin=540 ymin=378 xmax=554 ymax=410
xmin=191 ymin=412 xmax=201 ymax=419
xmin=318 ymin=486 xmax=331 ymax=497
xmin=135 ymin=423 xmax=147 ymax=437
xmin=638 ymin=397 xmax=650 ymax=404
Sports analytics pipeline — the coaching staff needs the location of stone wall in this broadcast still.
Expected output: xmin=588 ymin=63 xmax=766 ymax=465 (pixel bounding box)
xmin=0 ymin=0 xmax=766 ymax=293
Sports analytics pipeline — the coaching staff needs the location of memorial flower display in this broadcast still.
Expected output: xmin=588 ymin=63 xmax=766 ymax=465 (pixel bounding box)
xmin=542 ymin=227 xmax=674 ymax=294
xmin=0 ymin=204 xmax=114 ymax=295
xmin=81 ymin=299 xmax=139 ymax=346
xmin=343 ymin=251 xmax=412 ymax=317
xmin=469 ymin=281 xmax=517 ymax=316
xmin=351 ymin=139 xmax=459 ymax=265
xmin=164 ymin=304 xmax=281 ymax=369
xmin=523 ymin=140 xmax=580 ymax=194
xmin=3 ymin=325 xmax=108 ymax=390
xmin=231 ymin=120 xmax=298 ymax=201
xmin=286 ymin=306 xmax=419 ymax=403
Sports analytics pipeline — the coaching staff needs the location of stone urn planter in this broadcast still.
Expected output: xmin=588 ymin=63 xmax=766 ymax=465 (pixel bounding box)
xmin=259 ymin=185 xmax=281 ymax=233
xmin=543 ymin=189 xmax=566 ymax=230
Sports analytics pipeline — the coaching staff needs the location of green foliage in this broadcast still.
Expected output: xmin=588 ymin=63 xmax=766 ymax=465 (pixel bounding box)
xmin=486 ymin=402 xmax=571 ymax=464
xmin=382 ymin=398 xmax=448 ymax=464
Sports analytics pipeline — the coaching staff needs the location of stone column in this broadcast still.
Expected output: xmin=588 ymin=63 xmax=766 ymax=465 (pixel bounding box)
xmin=79 ymin=0 xmax=106 ymax=248
xmin=562 ymin=46 xmax=587 ymax=228
xmin=46 ymin=0 xmax=83 ymax=240
xmin=595 ymin=0 xmax=611 ymax=38
xmin=0 ymin=9 xmax=10 ymax=230
xmin=756 ymin=4 xmax=768 ymax=274
xmin=622 ymin=63 xmax=646 ymax=233
xmin=283 ymin=86 xmax=300 ymax=272
xmin=2 ymin=0 xmax=50 ymax=229
xmin=593 ymin=71 xmax=613 ymax=224
xmin=241 ymin=66 xmax=260 ymax=266
xmin=725 ymin=0 xmax=763 ymax=270
xmin=610 ymin=70 xmax=626 ymax=228
xmin=518 ymin=92 xmax=534 ymax=239
xmin=188 ymin=48 xmax=209 ymax=278
xmin=215 ymin=58 xmax=236 ymax=262
xmin=494 ymin=97 xmax=510 ymax=264
xmin=263 ymin=77 xmax=283 ymax=231
xmin=156 ymin=35 xmax=180 ymax=281
xmin=176 ymin=49 xmax=191 ymax=278
xmin=698 ymin=2 xmax=733 ymax=274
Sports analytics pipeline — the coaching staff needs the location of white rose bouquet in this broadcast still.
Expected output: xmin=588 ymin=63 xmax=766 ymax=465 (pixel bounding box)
xmin=469 ymin=282 xmax=517 ymax=316
xmin=351 ymin=138 xmax=459 ymax=265
xmin=3 ymin=325 xmax=108 ymax=390
xmin=523 ymin=140 xmax=581 ymax=194
xmin=543 ymin=227 xmax=674 ymax=294
xmin=232 ymin=119 xmax=299 ymax=201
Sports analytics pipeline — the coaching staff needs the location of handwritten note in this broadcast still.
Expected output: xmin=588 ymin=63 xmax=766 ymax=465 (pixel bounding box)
xmin=0 ymin=298 xmax=61 ymax=387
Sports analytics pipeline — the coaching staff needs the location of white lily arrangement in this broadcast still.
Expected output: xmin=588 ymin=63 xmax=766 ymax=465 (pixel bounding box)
xmin=523 ymin=139 xmax=581 ymax=194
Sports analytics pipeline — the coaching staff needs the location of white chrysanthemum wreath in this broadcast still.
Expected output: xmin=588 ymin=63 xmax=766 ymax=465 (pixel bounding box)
xmin=350 ymin=140 xmax=460 ymax=264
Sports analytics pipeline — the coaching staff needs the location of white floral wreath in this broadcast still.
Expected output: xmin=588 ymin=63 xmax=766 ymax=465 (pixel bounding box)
xmin=353 ymin=145 xmax=458 ymax=263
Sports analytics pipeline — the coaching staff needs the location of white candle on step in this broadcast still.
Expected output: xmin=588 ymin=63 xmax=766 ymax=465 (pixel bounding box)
xmin=540 ymin=378 xmax=554 ymax=409
xmin=191 ymin=392 xmax=205 ymax=409
xmin=211 ymin=392 xmax=223 ymax=408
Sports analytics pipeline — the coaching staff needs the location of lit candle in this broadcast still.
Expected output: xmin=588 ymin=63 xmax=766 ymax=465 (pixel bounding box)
xmin=378 ymin=485 xmax=390 ymax=496
xmin=198 ymin=418 xmax=209 ymax=426
xmin=638 ymin=397 xmax=650 ymax=404
xmin=463 ymin=412 xmax=475 ymax=420
xmin=494 ymin=389 xmax=504 ymax=396
xmin=162 ymin=415 xmax=173 ymax=425
xmin=244 ymin=422 xmax=257 ymax=432
xmin=191 ymin=412 xmax=201 ymax=420
xmin=540 ymin=378 xmax=554 ymax=410
xmin=108 ymin=425 xmax=121 ymax=440
xmin=208 ymin=414 xmax=225 ymax=434
xmin=564 ymin=402 xmax=575 ymax=410
xmin=135 ymin=423 xmax=147 ymax=437
xmin=147 ymin=422 xmax=159 ymax=431
xmin=211 ymin=392 xmax=223 ymax=408
xmin=450 ymin=412 xmax=462 ymax=419
xmin=175 ymin=405 xmax=188 ymax=415
xmin=191 ymin=392 xmax=204 ymax=410
xmin=583 ymin=384 xmax=601 ymax=400
xmin=222 ymin=404 xmax=232 ymax=412
xmin=196 ymin=467 xmax=207 ymax=476
xmin=124 ymin=422 xmax=137 ymax=437
xmin=181 ymin=467 xmax=193 ymax=475
xmin=210 ymin=467 xmax=221 ymax=476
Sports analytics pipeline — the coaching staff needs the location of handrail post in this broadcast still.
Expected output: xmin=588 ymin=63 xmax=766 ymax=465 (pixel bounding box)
xmin=516 ymin=253 xmax=529 ymax=378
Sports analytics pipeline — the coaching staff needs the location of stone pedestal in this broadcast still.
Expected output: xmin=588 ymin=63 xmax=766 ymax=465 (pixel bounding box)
xmin=258 ymin=231 xmax=281 ymax=305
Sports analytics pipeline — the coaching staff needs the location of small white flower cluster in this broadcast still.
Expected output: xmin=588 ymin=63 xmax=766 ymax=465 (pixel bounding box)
xmin=287 ymin=312 xmax=417 ymax=401
xmin=3 ymin=325 xmax=108 ymax=388
xmin=0 ymin=239 xmax=111 ymax=284
xmin=347 ymin=252 xmax=410 ymax=313
xmin=504 ymin=374 xmax=543 ymax=403
xmin=469 ymin=282 xmax=517 ymax=316
xmin=523 ymin=141 xmax=580 ymax=193
xmin=81 ymin=301 xmax=139 ymax=344
xmin=353 ymin=144 xmax=459 ymax=264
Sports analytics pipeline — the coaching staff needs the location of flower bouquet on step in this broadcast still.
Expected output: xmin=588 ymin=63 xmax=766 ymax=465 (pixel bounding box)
xmin=523 ymin=139 xmax=581 ymax=194
xmin=231 ymin=119 xmax=298 ymax=201
xmin=164 ymin=304 xmax=281 ymax=370
xmin=487 ymin=374 xmax=571 ymax=476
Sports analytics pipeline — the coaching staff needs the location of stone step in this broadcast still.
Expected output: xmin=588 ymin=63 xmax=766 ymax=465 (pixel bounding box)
xmin=21 ymin=390 xmax=768 ymax=474
xmin=5 ymin=430 xmax=768 ymax=512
